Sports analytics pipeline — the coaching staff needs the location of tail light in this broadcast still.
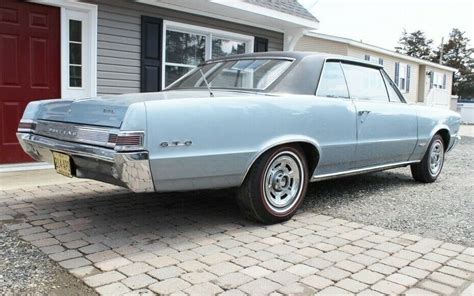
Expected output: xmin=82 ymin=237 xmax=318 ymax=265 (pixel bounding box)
xmin=108 ymin=131 xmax=144 ymax=151
xmin=18 ymin=119 xmax=37 ymax=132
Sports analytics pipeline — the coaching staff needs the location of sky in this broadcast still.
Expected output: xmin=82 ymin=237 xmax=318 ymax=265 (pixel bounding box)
xmin=298 ymin=0 xmax=474 ymax=50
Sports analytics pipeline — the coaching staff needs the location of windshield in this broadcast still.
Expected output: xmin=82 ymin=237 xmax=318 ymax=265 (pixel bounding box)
xmin=166 ymin=58 xmax=293 ymax=91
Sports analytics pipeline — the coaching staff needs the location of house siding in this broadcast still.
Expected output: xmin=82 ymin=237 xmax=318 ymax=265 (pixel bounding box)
xmin=86 ymin=0 xmax=284 ymax=95
xmin=347 ymin=47 xmax=420 ymax=103
xmin=295 ymin=36 xmax=349 ymax=55
xmin=419 ymin=65 xmax=453 ymax=108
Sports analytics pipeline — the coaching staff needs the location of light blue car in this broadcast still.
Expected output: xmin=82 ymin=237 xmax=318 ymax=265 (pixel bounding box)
xmin=17 ymin=52 xmax=461 ymax=224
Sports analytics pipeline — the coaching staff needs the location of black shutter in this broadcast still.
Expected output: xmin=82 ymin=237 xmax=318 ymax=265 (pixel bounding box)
xmin=254 ymin=37 xmax=268 ymax=52
xmin=429 ymin=71 xmax=434 ymax=89
xmin=394 ymin=62 xmax=400 ymax=86
xmin=364 ymin=54 xmax=370 ymax=61
xmin=443 ymin=73 xmax=447 ymax=89
xmin=406 ymin=64 xmax=411 ymax=92
xmin=378 ymin=58 xmax=384 ymax=65
xmin=141 ymin=16 xmax=163 ymax=92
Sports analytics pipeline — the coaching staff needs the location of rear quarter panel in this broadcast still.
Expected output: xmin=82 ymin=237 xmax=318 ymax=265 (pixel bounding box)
xmin=144 ymin=95 xmax=356 ymax=191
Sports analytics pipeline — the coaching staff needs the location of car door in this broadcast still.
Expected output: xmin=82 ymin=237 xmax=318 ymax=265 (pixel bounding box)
xmin=341 ymin=63 xmax=418 ymax=168
xmin=312 ymin=61 xmax=358 ymax=176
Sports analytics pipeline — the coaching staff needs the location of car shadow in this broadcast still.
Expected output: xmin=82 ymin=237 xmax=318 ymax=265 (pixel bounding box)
xmin=305 ymin=169 xmax=414 ymax=201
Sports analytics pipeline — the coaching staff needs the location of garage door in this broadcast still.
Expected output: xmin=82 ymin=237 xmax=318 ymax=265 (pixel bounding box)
xmin=0 ymin=0 xmax=60 ymax=164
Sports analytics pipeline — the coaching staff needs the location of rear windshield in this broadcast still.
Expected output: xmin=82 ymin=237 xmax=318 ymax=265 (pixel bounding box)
xmin=166 ymin=59 xmax=293 ymax=91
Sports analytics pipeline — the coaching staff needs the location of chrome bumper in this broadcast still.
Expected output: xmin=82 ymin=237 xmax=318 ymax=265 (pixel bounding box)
xmin=447 ymin=134 xmax=461 ymax=152
xmin=17 ymin=133 xmax=155 ymax=193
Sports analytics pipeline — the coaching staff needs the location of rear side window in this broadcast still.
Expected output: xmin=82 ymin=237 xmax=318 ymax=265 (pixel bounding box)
xmin=316 ymin=62 xmax=349 ymax=98
xmin=382 ymin=71 xmax=404 ymax=103
xmin=342 ymin=63 xmax=389 ymax=102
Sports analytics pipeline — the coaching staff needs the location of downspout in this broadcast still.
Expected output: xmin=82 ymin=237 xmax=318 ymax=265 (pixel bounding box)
xmin=283 ymin=28 xmax=307 ymax=51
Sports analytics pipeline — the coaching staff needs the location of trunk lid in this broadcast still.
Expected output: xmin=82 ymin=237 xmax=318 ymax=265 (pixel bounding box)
xmin=36 ymin=90 xmax=245 ymax=128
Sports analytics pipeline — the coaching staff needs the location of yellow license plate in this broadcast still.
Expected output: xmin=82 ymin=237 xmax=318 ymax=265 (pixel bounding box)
xmin=52 ymin=151 xmax=73 ymax=177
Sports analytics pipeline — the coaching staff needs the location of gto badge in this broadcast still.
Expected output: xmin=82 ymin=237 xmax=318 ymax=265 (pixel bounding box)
xmin=160 ymin=140 xmax=192 ymax=148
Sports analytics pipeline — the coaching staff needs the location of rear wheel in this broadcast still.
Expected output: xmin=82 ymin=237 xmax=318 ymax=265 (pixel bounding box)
xmin=236 ymin=145 xmax=309 ymax=224
xmin=411 ymin=134 xmax=445 ymax=183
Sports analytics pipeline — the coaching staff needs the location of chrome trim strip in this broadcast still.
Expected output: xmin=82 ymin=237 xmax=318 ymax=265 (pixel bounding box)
xmin=311 ymin=160 xmax=419 ymax=182
xmin=34 ymin=120 xmax=119 ymax=148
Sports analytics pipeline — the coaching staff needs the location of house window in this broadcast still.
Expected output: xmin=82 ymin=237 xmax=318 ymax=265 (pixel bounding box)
xmin=398 ymin=64 xmax=406 ymax=91
xmin=432 ymin=72 xmax=447 ymax=89
xmin=165 ymin=30 xmax=206 ymax=87
xmin=395 ymin=62 xmax=411 ymax=93
xmin=212 ymin=37 xmax=246 ymax=59
xmin=163 ymin=21 xmax=253 ymax=87
xmin=364 ymin=54 xmax=383 ymax=65
xmin=69 ymin=19 xmax=82 ymax=87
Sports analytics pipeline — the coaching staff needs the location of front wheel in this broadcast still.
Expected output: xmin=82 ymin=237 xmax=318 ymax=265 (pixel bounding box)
xmin=236 ymin=145 xmax=309 ymax=224
xmin=411 ymin=134 xmax=445 ymax=183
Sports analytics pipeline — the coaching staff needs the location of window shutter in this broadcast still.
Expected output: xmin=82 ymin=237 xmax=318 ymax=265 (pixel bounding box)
xmin=406 ymin=64 xmax=411 ymax=92
xmin=364 ymin=55 xmax=370 ymax=61
xmin=430 ymin=72 xmax=434 ymax=89
xmin=443 ymin=74 xmax=447 ymax=89
xmin=141 ymin=16 xmax=163 ymax=92
xmin=379 ymin=58 xmax=383 ymax=65
xmin=254 ymin=37 xmax=268 ymax=52
xmin=394 ymin=62 xmax=400 ymax=86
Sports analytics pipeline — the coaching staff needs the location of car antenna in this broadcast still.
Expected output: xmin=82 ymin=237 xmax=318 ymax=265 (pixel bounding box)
xmin=199 ymin=68 xmax=214 ymax=97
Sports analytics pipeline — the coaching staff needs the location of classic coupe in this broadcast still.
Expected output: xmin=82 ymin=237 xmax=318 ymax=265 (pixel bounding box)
xmin=17 ymin=52 xmax=461 ymax=224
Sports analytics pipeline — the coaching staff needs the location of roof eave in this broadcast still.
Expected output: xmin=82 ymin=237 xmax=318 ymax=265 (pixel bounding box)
xmin=136 ymin=0 xmax=319 ymax=32
xmin=306 ymin=32 xmax=457 ymax=72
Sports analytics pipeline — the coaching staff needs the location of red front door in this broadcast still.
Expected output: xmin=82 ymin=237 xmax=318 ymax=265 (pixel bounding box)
xmin=0 ymin=0 xmax=60 ymax=164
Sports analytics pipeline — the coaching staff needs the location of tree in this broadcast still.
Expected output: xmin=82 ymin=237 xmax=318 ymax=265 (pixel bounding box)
xmin=432 ymin=29 xmax=474 ymax=98
xmin=395 ymin=29 xmax=433 ymax=60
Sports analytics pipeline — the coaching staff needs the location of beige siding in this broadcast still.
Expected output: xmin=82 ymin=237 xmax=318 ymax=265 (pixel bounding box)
xmin=419 ymin=65 xmax=453 ymax=108
xmin=86 ymin=0 xmax=284 ymax=95
xmin=295 ymin=36 xmax=348 ymax=55
xmin=422 ymin=65 xmax=453 ymax=97
xmin=347 ymin=47 xmax=420 ymax=103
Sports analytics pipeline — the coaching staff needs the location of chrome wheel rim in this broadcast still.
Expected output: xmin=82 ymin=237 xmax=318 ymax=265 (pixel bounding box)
xmin=263 ymin=151 xmax=304 ymax=213
xmin=429 ymin=139 xmax=444 ymax=177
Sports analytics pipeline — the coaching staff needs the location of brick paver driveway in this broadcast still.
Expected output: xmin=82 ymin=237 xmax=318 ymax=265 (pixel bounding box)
xmin=0 ymin=181 xmax=473 ymax=295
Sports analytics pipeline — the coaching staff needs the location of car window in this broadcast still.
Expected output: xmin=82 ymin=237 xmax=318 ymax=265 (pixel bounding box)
xmin=341 ymin=63 xmax=389 ymax=102
xmin=167 ymin=59 xmax=293 ymax=91
xmin=316 ymin=62 xmax=349 ymax=98
xmin=382 ymin=71 xmax=404 ymax=103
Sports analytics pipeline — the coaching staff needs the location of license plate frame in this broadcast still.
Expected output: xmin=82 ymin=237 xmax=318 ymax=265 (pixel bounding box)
xmin=52 ymin=151 xmax=73 ymax=177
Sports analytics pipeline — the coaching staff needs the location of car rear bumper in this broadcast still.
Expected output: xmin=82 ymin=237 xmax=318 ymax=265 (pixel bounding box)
xmin=17 ymin=133 xmax=155 ymax=193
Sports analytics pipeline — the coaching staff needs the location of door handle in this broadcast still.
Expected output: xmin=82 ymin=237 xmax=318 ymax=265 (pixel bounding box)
xmin=358 ymin=110 xmax=371 ymax=116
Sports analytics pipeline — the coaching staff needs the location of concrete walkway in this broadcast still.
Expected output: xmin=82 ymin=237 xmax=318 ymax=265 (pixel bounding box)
xmin=460 ymin=125 xmax=474 ymax=137
xmin=0 ymin=168 xmax=84 ymax=191
xmin=0 ymin=181 xmax=472 ymax=295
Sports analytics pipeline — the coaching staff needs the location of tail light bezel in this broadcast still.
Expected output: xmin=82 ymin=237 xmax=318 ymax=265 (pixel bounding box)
xmin=108 ymin=131 xmax=145 ymax=151
xmin=18 ymin=119 xmax=37 ymax=133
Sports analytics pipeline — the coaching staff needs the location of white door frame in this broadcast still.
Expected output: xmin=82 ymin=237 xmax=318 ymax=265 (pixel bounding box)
xmin=31 ymin=0 xmax=97 ymax=98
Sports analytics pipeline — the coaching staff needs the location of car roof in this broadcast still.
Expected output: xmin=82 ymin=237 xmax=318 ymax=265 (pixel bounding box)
xmin=205 ymin=51 xmax=383 ymax=69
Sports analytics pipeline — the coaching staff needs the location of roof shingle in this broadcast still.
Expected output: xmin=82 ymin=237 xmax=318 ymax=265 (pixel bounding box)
xmin=245 ymin=0 xmax=317 ymax=22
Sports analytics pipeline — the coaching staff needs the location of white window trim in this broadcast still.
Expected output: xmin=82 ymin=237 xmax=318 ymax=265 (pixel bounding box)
xmin=31 ymin=0 xmax=97 ymax=98
xmin=162 ymin=20 xmax=254 ymax=88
